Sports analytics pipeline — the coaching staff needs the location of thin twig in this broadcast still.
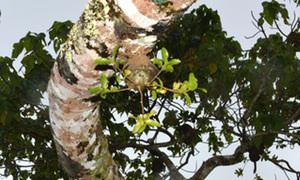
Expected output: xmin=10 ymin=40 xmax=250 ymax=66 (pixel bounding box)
xmin=274 ymin=21 xmax=288 ymax=37
xmin=177 ymin=151 xmax=193 ymax=170
xmin=286 ymin=107 xmax=300 ymax=125
xmin=267 ymin=156 xmax=300 ymax=179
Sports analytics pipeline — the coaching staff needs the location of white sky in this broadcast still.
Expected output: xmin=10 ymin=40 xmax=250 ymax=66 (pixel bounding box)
xmin=0 ymin=0 xmax=299 ymax=180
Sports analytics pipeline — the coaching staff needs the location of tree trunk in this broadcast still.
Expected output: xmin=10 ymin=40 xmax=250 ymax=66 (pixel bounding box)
xmin=47 ymin=0 xmax=196 ymax=179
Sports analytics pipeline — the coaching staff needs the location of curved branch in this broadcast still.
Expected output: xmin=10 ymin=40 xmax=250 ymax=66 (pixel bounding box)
xmin=190 ymin=145 xmax=247 ymax=180
xmin=274 ymin=21 xmax=288 ymax=37
xmin=267 ymin=156 xmax=300 ymax=180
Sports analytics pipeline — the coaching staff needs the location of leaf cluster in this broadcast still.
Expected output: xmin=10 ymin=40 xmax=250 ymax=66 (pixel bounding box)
xmin=0 ymin=21 xmax=72 ymax=179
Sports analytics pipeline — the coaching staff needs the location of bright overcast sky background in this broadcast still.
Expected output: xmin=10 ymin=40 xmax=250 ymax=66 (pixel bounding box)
xmin=0 ymin=0 xmax=299 ymax=180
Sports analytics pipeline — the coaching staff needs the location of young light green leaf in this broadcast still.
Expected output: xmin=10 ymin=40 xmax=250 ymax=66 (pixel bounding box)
xmin=148 ymin=110 xmax=156 ymax=117
xmin=163 ymin=64 xmax=174 ymax=72
xmin=151 ymin=58 xmax=163 ymax=68
xmin=187 ymin=73 xmax=198 ymax=91
xmin=179 ymin=83 xmax=188 ymax=94
xmin=161 ymin=47 xmax=169 ymax=62
xmin=138 ymin=123 xmax=147 ymax=133
xmin=173 ymin=93 xmax=180 ymax=99
xmin=110 ymin=86 xmax=119 ymax=92
xmin=184 ymin=92 xmax=192 ymax=106
xmin=88 ymin=86 xmax=101 ymax=94
xmin=116 ymin=74 xmax=122 ymax=83
xmin=199 ymin=88 xmax=207 ymax=93
xmin=128 ymin=113 xmax=136 ymax=119
xmin=157 ymin=78 xmax=164 ymax=87
xmin=100 ymin=74 xmax=109 ymax=89
xmin=173 ymin=82 xmax=181 ymax=90
xmin=151 ymin=81 xmax=158 ymax=89
xmin=157 ymin=88 xmax=167 ymax=94
xmin=151 ymin=90 xmax=157 ymax=100
xmin=168 ymin=59 xmax=181 ymax=66
xmin=100 ymin=91 xmax=108 ymax=99
xmin=145 ymin=119 xmax=161 ymax=127
xmin=142 ymin=111 xmax=156 ymax=120
xmin=95 ymin=58 xmax=114 ymax=65
xmin=112 ymin=44 xmax=120 ymax=60
xmin=133 ymin=123 xmax=142 ymax=134
xmin=124 ymin=69 xmax=132 ymax=78
xmin=118 ymin=59 xmax=125 ymax=65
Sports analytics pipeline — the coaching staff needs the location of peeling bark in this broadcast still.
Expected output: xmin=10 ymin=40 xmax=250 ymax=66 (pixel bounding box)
xmin=47 ymin=0 xmax=196 ymax=179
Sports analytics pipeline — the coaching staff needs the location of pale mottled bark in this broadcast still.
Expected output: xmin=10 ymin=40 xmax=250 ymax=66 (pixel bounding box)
xmin=47 ymin=0 xmax=196 ymax=179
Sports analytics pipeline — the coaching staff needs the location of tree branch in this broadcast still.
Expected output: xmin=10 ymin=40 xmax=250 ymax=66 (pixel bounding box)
xmin=286 ymin=107 xmax=300 ymax=125
xmin=111 ymin=140 xmax=185 ymax=180
xmin=191 ymin=145 xmax=247 ymax=180
xmin=147 ymin=146 xmax=186 ymax=180
xmin=267 ymin=156 xmax=300 ymax=180
xmin=47 ymin=0 xmax=197 ymax=178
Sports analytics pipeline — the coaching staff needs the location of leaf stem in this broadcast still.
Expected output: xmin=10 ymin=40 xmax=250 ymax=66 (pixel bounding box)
xmin=138 ymin=87 xmax=145 ymax=114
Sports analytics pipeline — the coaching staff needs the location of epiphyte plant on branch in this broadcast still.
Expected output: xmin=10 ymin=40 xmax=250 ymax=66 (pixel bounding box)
xmin=89 ymin=46 xmax=203 ymax=134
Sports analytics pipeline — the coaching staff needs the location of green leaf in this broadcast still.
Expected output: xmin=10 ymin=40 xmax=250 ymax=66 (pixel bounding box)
xmin=151 ymin=58 xmax=163 ymax=68
xmin=184 ymin=93 xmax=192 ymax=105
xmin=199 ymin=88 xmax=207 ymax=93
xmin=138 ymin=123 xmax=147 ymax=133
xmin=88 ymin=86 xmax=101 ymax=94
xmin=157 ymin=78 xmax=164 ymax=87
xmin=161 ymin=47 xmax=169 ymax=62
xmin=21 ymin=55 xmax=35 ymax=73
xmin=95 ymin=58 xmax=114 ymax=65
xmin=100 ymin=90 xmax=108 ymax=99
xmin=187 ymin=73 xmax=198 ymax=91
xmin=133 ymin=123 xmax=142 ymax=134
xmin=124 ymin=69 xmax=131 ymax=78
xmin=163 ymin=64 xmax=174 ymax=72
xmin=261 ymin=1 xmax=289 ymax=25
xmin=168 ymin=59 xmax=181 ymax=65
xmin=110 ymin=86 xmax=119 ymax=92
xmin=116 ymin=74 xmax=122 ymax=83
xmin=258 ymin=17 xmax=264 ymax=26
xmin=112 ymin=44 xmax=120 ymax=60
xmin=262 ymin=1 xmax=277 ymax=25
xmin=100 ymin=74 xmax=109 ymax=89
xmin=118 ymin=59 xmax=125 ymax=65
xmin=234 ymin=168 xmax=244 ymax=177
xmin=48 ymin=20 xmax=73 ymax=52
xmin=128 ymin=113 xmax=136 ymax=119
xmin=173 ymin=82 xmax=181 ymax=90
xmin=151 ymin=90 xmax=157 ymax=100
xmin=12 ymin=42 xmax=24 ymax=58
xmin=143 ymin=111 xmax=156 ymax=120
xmin=145 ymin=120 xmax=161 ymax=127
xmin=157 ymin=88 xmax=167 ymax=94
xmin=223 ymin=131 xmax=233 ymax=144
